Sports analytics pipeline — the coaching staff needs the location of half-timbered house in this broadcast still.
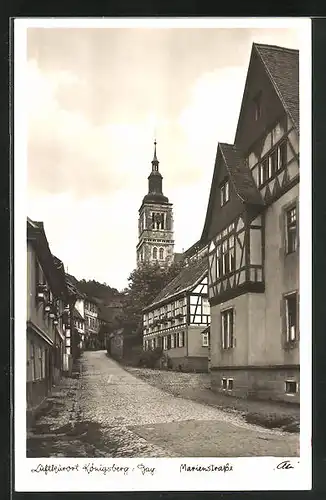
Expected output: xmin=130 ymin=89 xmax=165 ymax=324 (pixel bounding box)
xmin=142 ymin=243 xmax=210 ymax=372
xmin=27 ymin=219 xmax=69 ymax=415
xmin=202 ymin=43 xmax=299 ymax=402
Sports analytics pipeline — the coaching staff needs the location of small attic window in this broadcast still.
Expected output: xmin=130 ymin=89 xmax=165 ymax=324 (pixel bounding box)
xmin=220 ymin=179 xmax=230 ymax=206
xmin=253 ymin=91 xmax=262 ymax=121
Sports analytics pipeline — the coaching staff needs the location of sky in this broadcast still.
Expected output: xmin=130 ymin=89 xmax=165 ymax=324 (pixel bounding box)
xmin=26 ymin=23 xmax=301 ymax=291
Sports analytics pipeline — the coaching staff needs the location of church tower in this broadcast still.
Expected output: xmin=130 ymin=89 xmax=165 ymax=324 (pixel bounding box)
xmin=136 ymin=140 xmax=174 ymax=267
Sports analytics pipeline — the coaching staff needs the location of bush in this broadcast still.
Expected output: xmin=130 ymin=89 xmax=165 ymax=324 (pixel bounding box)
xmin=139 ymin=347 xmax=163 ymax=369
xmin=245 ymin=412 xmax=299 ymax=432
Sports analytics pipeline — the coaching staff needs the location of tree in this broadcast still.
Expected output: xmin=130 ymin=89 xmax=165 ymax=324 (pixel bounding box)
xmin=118 ymin=260 xmax=185 ymax=338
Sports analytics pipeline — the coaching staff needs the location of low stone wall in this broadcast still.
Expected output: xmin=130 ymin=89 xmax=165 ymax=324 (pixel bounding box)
xmin=210 ymin=366 xmax=299 ymax=404
xmin=169 ymin=356 xmax=208 ymax=373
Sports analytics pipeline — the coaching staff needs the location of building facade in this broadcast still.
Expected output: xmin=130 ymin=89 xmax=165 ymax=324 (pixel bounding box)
xmin=136 ymin=141 xmax=175 ymax=268
xmin=202 ymin=43 xmax=299 ymax=402
xmin=84 ymin=297 xmax=100 ymax=349
xmin=143 ymin=243 xmax=210 ymax=372
xmin=26 ymin=219 xmax=68 ymax=414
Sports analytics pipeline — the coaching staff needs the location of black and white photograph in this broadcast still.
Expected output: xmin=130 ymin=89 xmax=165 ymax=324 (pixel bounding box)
xmin=14 ymin=18 xmax=311 ymax=492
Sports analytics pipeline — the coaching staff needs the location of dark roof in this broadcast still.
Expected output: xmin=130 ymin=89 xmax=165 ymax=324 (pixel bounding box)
xmin=183 ymin=239 xmax=207 ymax=259
xmin=144 ymin=258 xmax=207 ymax=311
xmin=254 ymin=43 xmax=299 ymax=130
xmin=65 ymin=274 xmax=85 ymax=298
xmin=200 ymin=142 xmax=264 ymax=242
xmin=219 ymin=143 xmax=264 ymax=206
xmin=27 ymin=218 xmax=68 ymax=300
xmin=142 ymin=193 xmax=170 ymax=204
xmin=174 ymin=252 xmax=184 ymax=263
xmin=66 ymin=273 xmax=79 ymax=287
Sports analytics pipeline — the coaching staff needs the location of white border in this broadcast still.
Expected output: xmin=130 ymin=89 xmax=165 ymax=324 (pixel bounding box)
xmin=14 ymin=17 xmax=312 ymax=492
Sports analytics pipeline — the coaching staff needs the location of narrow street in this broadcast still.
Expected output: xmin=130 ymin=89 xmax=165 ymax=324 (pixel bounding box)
xmin=27 ymin=351 xmax=299 ymax=458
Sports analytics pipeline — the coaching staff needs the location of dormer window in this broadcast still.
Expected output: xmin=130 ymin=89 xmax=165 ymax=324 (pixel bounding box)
xmin=220 ymin=179 xmax=229 ymax=206
xmin=254 ymin=92 xmax=262 ymax=121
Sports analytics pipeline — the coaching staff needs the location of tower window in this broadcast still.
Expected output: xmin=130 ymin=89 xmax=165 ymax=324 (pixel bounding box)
xmin=152 ymin=213 xmax=164 ymax=230
xmin=153 ymin=247 xmax=158 ymax=260
xmin=159 ymin=247 xmax=164 ymax=260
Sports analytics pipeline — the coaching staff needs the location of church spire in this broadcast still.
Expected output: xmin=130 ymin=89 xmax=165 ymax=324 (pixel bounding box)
xmin=151 ymin=139 xmax=159 ymax=172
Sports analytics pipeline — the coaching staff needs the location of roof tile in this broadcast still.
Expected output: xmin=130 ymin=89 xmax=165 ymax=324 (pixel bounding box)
xmin=254 ymin=43 xmax=299 ymax=130
xmin=145 ymin=258 xmax=207 ymax=310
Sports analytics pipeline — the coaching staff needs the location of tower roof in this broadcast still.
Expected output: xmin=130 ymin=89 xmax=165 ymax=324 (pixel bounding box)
xmin=142 ymin=140 xmax=169 ymax=205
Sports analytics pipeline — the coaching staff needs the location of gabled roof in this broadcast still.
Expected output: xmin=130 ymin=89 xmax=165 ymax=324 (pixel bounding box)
xmin=234 ymin=43 xmax=299 ymax=144
xmin=219 ymin=143 xmax=264 ymax=206
xmin=201 ymin=143 xmax=263 ymax=242
xmin=183 ymin=239 xmax=206 ymax=259
xmin=143 ymin=258 xmax=207 ymax=311
xmin=65 ymin=273 xmax=85 ymax=299
xmin=254 ymin=43 xmax=299 ymax=131
xmin=27 ymin=218 xmax=68 ymax=299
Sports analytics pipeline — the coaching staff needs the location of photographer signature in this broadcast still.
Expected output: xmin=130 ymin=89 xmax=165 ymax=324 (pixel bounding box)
xmin=276 ymin=460 xmax=295 ymax=470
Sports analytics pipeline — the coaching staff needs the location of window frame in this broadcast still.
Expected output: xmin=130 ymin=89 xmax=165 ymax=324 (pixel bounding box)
xmin=285 ymin=205 xmax=297 ymax=254
xmin=220 ymin=179 xmax=230 ymax=207
xmin=202 ymin=332 xmax=209 ymax=347
xmin=285 ymin=380 xmax=298 ymax=395
xmin=285 ymin=292 xmax=298 ymax=343
xmin=221 ymin=308 xmax=235 ymax=349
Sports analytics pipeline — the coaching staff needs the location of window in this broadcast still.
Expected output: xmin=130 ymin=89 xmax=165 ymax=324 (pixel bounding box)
xmin=277 ymin=141 xmax=287 ymax=170
xmin=202 ymin=332 xmax=209 ymax=347
xmin=220 ymin=180 xmax=229 ymax=206
xmin=221 ymin=378 xmax=227 ymax=390
xmin=152 ymin=212 xmax=164 ymax=230
xmin=259 ymin=158 xmax=268 ymax=186
xmin=285 ymin=293 xmax=298 ymax=342
xmin=163 ymin=336 xmax=168 ymax=350
xmin=171 ymin=333 xmax=175 ymax=349
xmin=254 ymin=92 xmax=262 ymax=120
xmin=268 ymin=150 xmax=277 ymax=178
xmin=153 ymin=247 xmax=158 ymax=259
xmin=286 ymin=206 xmax=297 ymax=254
xmin=159 ymin=247 xmax=164 ymax=260
xmin=178 ymin=331 xmax=185 ymax=347
xmin=221 ymin=309 xmax=234 ymax=349
xmin=227 ymin=378 xmax=234 ymax=390
xmin=285 ymin=380 xmax=297 ymax=394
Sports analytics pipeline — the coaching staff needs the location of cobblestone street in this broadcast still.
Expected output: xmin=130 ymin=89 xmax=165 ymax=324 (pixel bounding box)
xmin=27 ymin=350 xmax=299 ymax=458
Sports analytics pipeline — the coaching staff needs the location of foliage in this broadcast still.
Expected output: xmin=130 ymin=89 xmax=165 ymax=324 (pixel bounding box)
xmin=121 ymin=346 xmax=163 ymax=369
xmin=77 ymin=279 xmax=120 ymax=302
xmin=117 ymin=260 xmax=185 ymax=336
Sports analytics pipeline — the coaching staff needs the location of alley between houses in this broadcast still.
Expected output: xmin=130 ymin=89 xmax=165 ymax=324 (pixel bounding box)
xmin=27 ymin=351 xmax=299 ymax=458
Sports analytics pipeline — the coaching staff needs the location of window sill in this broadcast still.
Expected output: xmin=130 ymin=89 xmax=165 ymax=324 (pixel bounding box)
xmin=285 ymin=250 xmax=297 ymax=256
